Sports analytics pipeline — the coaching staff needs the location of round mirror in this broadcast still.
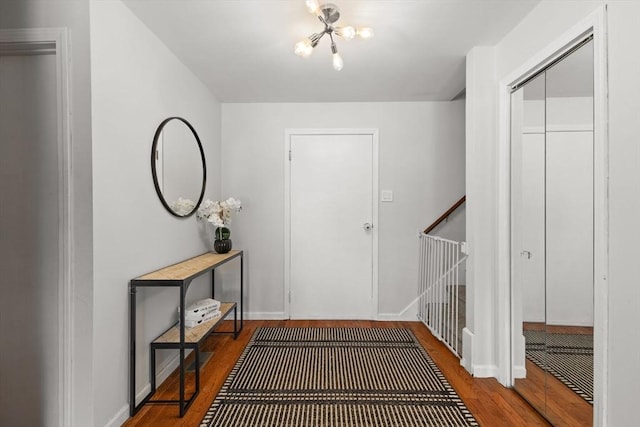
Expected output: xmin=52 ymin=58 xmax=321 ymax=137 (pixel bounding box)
xmin=151 ymin=117 xmax=206 ymax=217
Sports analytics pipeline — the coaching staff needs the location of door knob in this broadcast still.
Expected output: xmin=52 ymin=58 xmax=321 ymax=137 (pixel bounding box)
xmin=363 ymin=223 xmax=373 ymax=231
xmin=520 ymin=250 xmax=532 ymax=259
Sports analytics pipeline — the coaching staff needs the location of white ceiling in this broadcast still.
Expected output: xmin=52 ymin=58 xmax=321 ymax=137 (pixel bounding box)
xmin=122 ymin=0 xmax=540 ymax=103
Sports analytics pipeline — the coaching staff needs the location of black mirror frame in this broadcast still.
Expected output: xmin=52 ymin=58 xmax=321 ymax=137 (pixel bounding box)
xmin=150 ymin=117 xmax=207 ymax=218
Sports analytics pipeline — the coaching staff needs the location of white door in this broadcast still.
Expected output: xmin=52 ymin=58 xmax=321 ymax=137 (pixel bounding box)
xmin=288 ymin=132 xmax=376 ymax=319
xmin=0 ymin=52 xmax=60 ymax=425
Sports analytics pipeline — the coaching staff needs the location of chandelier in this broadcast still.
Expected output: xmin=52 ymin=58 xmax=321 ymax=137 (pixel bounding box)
xmin=294 ymin=0 xmax=374 ymax=71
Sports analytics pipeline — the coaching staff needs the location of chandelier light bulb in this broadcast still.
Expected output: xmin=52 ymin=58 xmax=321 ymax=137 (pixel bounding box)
xmin=332 ymin=52 xmax=344 ymax=71
xmin=294 ymin=38 xmax=314 ymax=58
xmin=357 ymin=27 xmax=375 ymax=39
xmin=305 ymin=0 xmax=320 ymax=15
xmin=337 ymin=26 xmax=356 ymax=40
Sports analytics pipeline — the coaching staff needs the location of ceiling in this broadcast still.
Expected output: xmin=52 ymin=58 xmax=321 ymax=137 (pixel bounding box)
xmin=122 ymin=0 xmax=540 ymax=103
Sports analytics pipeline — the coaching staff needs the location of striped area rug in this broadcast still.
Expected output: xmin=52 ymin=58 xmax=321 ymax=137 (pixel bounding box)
xmin=524 ymin=330 xmax=593 ymax=403
xmin=200 ymin=327 xmax=478 ymax=426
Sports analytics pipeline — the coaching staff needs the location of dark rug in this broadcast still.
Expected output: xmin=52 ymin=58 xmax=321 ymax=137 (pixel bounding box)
xmin=200 ymin=327 xmax=478 ymax=426
xmin=524 ymin=330 xmax=593 ymax=403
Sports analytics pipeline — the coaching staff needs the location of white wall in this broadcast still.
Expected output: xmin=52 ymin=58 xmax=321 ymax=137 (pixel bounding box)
xmin=467 ymin=0 xmax=640 ymax=424
xmin=463 ymin=45 xmax=498 ymax=377
xmin=90 ymin=1 xmax=221 ymax=425
xmin=220 ymin=102 xmax=465 ymax=319
xmin=0 ymin=1 xmax=94 ymax=425
xmin=494 ymin=1 xmax=603 ymax=81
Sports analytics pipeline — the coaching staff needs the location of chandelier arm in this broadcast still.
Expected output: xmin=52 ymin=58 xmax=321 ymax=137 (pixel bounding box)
xmin=309 ymin=31 xmax=327 ymax=48
xmin=328 ymin=31 xmax=338 ymax=53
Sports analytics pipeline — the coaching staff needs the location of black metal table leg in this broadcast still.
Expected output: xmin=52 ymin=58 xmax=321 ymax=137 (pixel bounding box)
xmin=195 ymin=346 xmax=200 ymax=394
xmin=129 ymin=283 xmax=136 ymax=416
xmin=150 ymin=345 xmax=156 ymax=393
xmin=179 ymin=282 xmax=186 ymax=417
xmin=234 ymin=305 xmax=238 ymax=339
xmin=240 ymin=254 xmax=244 ymax=331
xmin=211 ymin=269 xmax=215 ymax=299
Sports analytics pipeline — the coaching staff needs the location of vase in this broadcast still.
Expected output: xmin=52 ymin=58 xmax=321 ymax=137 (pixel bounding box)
xmin=213 ymin=238 xmax=232 ymax=254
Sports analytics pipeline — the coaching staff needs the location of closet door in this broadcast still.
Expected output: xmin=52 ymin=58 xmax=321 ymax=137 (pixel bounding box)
xmin=511 ymin=73 xmax=548 ymax=418
xmin=544 ymin=39 xmax=594 ymax=426
xmin=511 ymin=39 xmax=594 ymax=426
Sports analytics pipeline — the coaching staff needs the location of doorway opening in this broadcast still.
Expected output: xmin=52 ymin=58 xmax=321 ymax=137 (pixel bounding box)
xmin=0 ymin=28 xmax=72 ymax=426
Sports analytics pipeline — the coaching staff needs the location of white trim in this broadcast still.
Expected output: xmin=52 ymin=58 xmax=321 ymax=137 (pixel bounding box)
xmin=284 ymin=129 xmax=379 ymax=320
xmin=498 ymin=6 xmax=608 ymax=426
xmin=284 ymin=132 xmax=291 ymax=318
xmin=105 ymin=406 xmax=129 ymax=427
xmin=288 ymin=314 xmax=376 ymax=320
xmin=376 ymin=309 xmax=419 ymax=322
xmin=591 ymin=6 xmax=609 ymax=425
xmin=0 ymin=27 xmax=73 ymax=427
xmin=244 ymin=312 xmax=287 ymax=320
xmin=460 ymin=327 xmax=474 ymax=373
xmin=512 ymin=366 xmax=527 ymax=379
xmin=471 ymin=365 xmax=499 ymax=378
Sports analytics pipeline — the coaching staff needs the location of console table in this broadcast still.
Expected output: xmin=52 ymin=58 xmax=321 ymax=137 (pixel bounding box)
xmin=129 ymin=250 xmax=243 ymax=417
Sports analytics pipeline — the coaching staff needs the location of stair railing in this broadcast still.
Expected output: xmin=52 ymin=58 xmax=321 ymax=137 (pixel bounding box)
xmin=423 ymin=195 xmax=466 ymax=235
xmin=418 ymin=233 xmax=467 ymax=356
xmin=418 ymin=196 xmax=466 ymax=357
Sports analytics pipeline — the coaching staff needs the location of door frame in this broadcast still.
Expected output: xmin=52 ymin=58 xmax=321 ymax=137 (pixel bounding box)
xmin=0 ymin=28 xmax=73 ymax=426
xmin=497 ymin=6 xmax=608 ymax=424
xmin=284 ymin=128 xmax=379 ymax=319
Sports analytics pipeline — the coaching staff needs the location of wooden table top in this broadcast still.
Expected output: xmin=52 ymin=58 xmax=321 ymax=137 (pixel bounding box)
xmin=132 ymin=250 xmax=242 ymax=282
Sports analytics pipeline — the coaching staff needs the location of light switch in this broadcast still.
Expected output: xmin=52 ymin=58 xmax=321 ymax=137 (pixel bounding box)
xmin=381 ymin=190 xmax=393 ymax=202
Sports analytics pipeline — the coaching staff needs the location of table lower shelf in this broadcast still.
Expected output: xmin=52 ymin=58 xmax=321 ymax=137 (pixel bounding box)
xmin=153 ymin=302 xmax=236 ymax=345
xmin=143 ymin=302 xmax=238 ymax=417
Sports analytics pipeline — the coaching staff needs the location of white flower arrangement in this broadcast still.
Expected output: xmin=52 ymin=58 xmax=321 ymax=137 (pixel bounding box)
xmin=196 ymin=197 xmax=242 ymax=239
xmin=169 ymin=197 xmax=196 ymax=216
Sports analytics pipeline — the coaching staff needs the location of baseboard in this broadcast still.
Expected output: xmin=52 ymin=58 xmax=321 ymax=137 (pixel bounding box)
xmin=105 ymin=405 xmax=129 ymax=427
xmin=512 ymin=365 xmax=527 ymax=379
xmin=106 ymin=350 xmax=189 ymax=427
xmin=472 ymin=364 xmax=499 ymax=378
xmin=244 ymin=311 xmax=287 ymax=320
xmin=244 ymin=312 xmax=420 ymax=321
xmin=290 ymin=314 xmax=377 ymax=320
xmin=376 ymin=311 xmax=419 ymax=322
xmin=460 ymin=327 xmax=474 ymax=374
xmin=461 ymin=329 xmax=499 ymax=378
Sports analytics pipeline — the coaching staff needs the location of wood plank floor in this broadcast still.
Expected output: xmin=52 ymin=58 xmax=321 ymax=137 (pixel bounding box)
xmin=516 ymin=323 xmax=593 ymax=426
xmin=514 ymin=360 xmax=592 ymax=427
xmin=124 ymin=320 xmax=549 ymax=427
